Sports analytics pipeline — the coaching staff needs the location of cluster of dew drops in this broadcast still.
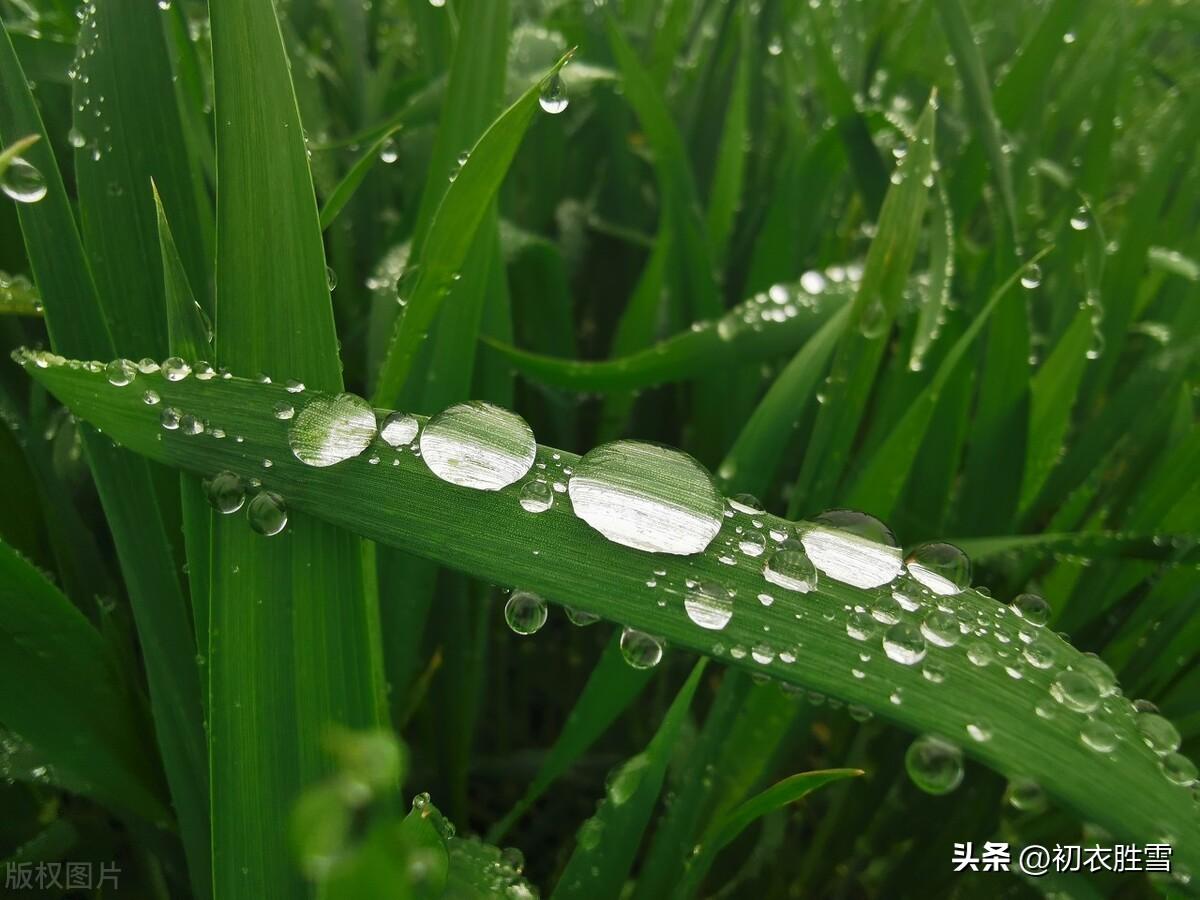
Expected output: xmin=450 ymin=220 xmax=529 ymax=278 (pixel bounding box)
xmin=24 ymin=344 xmax=1196 ymax=814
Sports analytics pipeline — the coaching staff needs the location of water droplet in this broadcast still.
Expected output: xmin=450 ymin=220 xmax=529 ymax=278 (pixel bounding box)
xmin=519 ymin=479 xmax=553 ymax=513
xmin=379 ymin=137 xmax=399 ymax=164
xmin=684 ymin=580 xmax=733 ymax=631
xmin=539 ymin=72 xmax=569 ymax=114
xmin=920 ymin=609 xmax=960 ymax=647
xmin=289 ymin=393 xmax=377 ymax=467
xmin=564 ymin=606 xmax=599 ymax=627
xmin=727 ymin=493 xmax=764 ymax=515
xmin=1005 ymin=777 xmax=1047 ymax=812
xmin=1051 ymin=670 xmax=1100 ymax=713
xmin=205 ymin=471 xmax=246 ymax=514
xmin=619 ymin=628 xmax=662 ymax=669
xmin=1019 ymin=262 xmax=1042 ymax=289
xmin=905 ymin=542 xmax=970 ymax=595
xmin=1160 ymin=752 xmax=1197 ymax=786
xmin=1069 ymin=205 xmax=1091 ymax=231
xmin=420 ymin=401 xmax=536 ymax=491
xmin=737 ymin=531 xmax=766 ymax=557
xmin=380 ymin=412 xmax=419 ymax=447
xmin=143 ymin=389 xmax=160 ymax=405
xmin=162 ymin=356 xmax=191 ymax=381
xmin=800 ymin=509 xmax=902 ymax=589
xmin=568 ymin=441 xmax=723 ymax=555
xmin=180 ymin=414 xmax=204 ymax=435
xmin=965 ymin=721 xmax=992 ymax=743
xmin=763 ymin=541 xmax=818 ymax=593
xmin=273 ymin=402 xmax=294 ymax=420
xmin=105 ymin=358 xmax=136 ymax=386
xmin=1080 ymin=719 xmax=1117 ymax=753
xmin=905 ymin=735 xmax=963 ymax=795
xmin=160 ymin=407 xmax=181 ymax=430
xmin=247 ymin=491 xmax=288 ymax=536
xmin=325 ymin=265 xmax=338 ymax=291
xmin=504 ymin=591 xmax=547 ymax=635
xmin=1137 ymin=713 xmax=1180 ymax=755
xmin=883 ymin=622 xmax=926 ymax=665
xmin=1 ymin=157 xmax=46 ymax=203
xmin=1012 ymin=592 xmax=1050 ymax=626
xmin=859 ymin=297 xmax=887 ymax=338
xmin=68 ymin=127 xmax=86 ymax=149
xmin=576 ymin=816 xmax=603 ymax=849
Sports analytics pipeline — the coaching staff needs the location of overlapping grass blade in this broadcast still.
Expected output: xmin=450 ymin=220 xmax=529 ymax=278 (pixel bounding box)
xmin=20 ymin=356 xmax=1200 ymax=874
xmin=208 ymin=0 xmax=386 ymax=895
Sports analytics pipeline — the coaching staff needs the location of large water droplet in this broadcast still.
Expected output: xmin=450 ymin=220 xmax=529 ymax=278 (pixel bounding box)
xmin=1160 ymin=752 xmax=1197 ymax=786
xmin=883 ymin=622 xmax=926 ymax=665
xmin=763 ymin=541 xmax=818 ymax=593
xmin=379 ymin=411 xmax=419 ymax=447
xmin=1012 ymin=592 xmax=1050 ymax=626
xmin=504 ymin=591 xmax=548 ymax=635
xmin=619 ymin=628 xmax=662 ymax=669
xmin=419 ymin=401 xmax=536 ymax=491
xmin=247 ymin=491 xmax=288 ymax=536
xmin=1 ymin=157 xmax=47 ymax=203
xmin=1136 ymin=712 xmax=1180 ymax=755
xmin=105 ymin=358 xmax=136 ymax=386
xmin=1005 ymin=778 xmax=1046 ymax=812
xmin=800 ymin=509 xmax=902 ymax=589
xmin=568 ymin=441 xmax=723 ymax=555
xmin=205 ymin=471 xmax=246 ymax=514
xmin=289 ymin=393 xmax=377 ymax=467
xmin=905 ymin=542 xmax=970 ymax=595
xmin=519 ymin=479 xmax=554 ymax=513
xmin=539 ymin=72 xmax=569 ymax=114
xmin=905 ymin=735 xmax=963 ymax=795
xmin=1080 ymin=719 xmax=1117 ymax=753
xmin=162 ymin=357 xmax=191 ymax=381
xmin=1020 ymin=262 xmax=1042 ymax=289
xmin=1050 ymin=670 xmax=1100 ymax=713
xmin=684 ymin=581 xmax=733 ymax=631
xmin=920 ymin=609 xmax=961 ymax=647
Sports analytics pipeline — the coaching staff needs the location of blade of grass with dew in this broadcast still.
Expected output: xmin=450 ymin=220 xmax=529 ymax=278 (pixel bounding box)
xmin=484 ymin=275 xmax=849 ymax=393
xmin=0 ymin=538 xmax=169 ymax=823
xmin=0 ymin=22 xmax=209 ymax=895
xmin=487 ymin=633 xmax=654 ymax=843
xmin=673 ymin=769 xmax=862 ymax=899
xmin=789 ymin=98 xmax=936 ymax=516
xmin=155 ymin=188 xmax=213 ymax=662
xmin=550 ymin=660 xmax=706 ymax=900
xmin=371 ymin=51 xmax=572 ymax=408
xmin=21 ymin=356 xmax=1200 ymax=873
xmin=72 ymin=0 xmax=209 ymax=355
xmin=208 ymin=0 xmax=387 ymax=895
xmin=845 ymin=247 xmax=1053 ymax=520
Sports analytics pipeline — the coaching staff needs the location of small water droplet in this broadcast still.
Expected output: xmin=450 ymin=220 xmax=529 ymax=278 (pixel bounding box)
xmin=883 ymin=622 xmax=926 ymax=665
xmin=379 ymin=137 xmax=399 ymax=164
xmin=920 ymin=609 xmax=960 ymax=647
xmin=905 ymin=735 xmax=963 ymax=794
xmin=1011 ymin=592 xmax=1050 ymax=626
xmin=763 ymin=541 xmax=818 ymax=593
xmin=143 ymin=389 xmax=160 ymax=405
xmin=247 ymin=491 xmax=288 ymax=536
xmin=1069 ymin=205 xmax=1091 ymax=231
xmin=205 ymin=471 xmax=246 ymax=514
xmin=325 ymin=265 xmax=338 ymax=291
xmin=1 ymin=157 xmax=47 ymax=203
xmin=289 ymin=392 xmax=377 ymax=467
xmin=1019 ymin=262 xmax=1042 ymax=289
xmin=273 ymin=402 xmax=294 ymax=420
xmin=684 ymin=580 xmax=733 ymax=631
xmin=162 ymin=357 xmax=191 ymax=381
xmin=504 ymin=590 xmax=548 ymax=635
xmin=380 ymin=412 xmax=419 ymax=447
xmin=1137 ymin=713 xmax=1180 ymax=755
xmin=160 ymin=407 xmax=181 ymax=430
xmin=105 ymin=358 xmax=136 ymax=386
xmin=539 ymin=72 xmax=569 ymax=114
xmin=1080 ymin=718 xmax=1118 ymax=753
xmin=619 ymin=628 xmax=662 ymax=669
xmin=1005 ymin=777 xmax=1046 ymax=812
xmin=564 ymin=606 xmax=599 ymax=627
xmin=519 ymin=479 xmax=553 ymax=513
xmin=1160 ymin=752 xmax=1197 ymax=786
xmin=1051 ymin=670 xmax=1100 ymax=712
xmin=905 ymin=542 xmax=970 ymax=595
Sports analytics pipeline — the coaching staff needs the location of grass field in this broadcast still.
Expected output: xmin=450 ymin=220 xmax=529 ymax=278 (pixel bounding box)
xmin=0 ymin=0 xmax=1198 ymax=897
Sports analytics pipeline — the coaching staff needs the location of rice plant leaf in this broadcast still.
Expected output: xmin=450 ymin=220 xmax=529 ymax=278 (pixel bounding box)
xmin=908 ymin=181 xmax=953 ymax=372
xmin=487 ymin=633 xmax=654 ymax=843
xmin=0 ymin=21 xmax=209 ymax=895
xmin=319 ymin=125 xmax=402 ymax=231
xmin=0 ymin=538 xmax=169 ymax=825
xmin=371 ymin=51 xmax=572 ymax=407
xmin=208 ymin=1 xmax=387 ymax=896
xmin=19 ymin=355 xmax=1200 ymax=875
xmin=704 ymin=2 xmax=749 ymax=269
xmin=550 ymin=660 xmax=706 ymax=900
xmin=484 ymin=276 xmax=848 ymax=392
xmin=674 ymin=769 xmax=862 ymax=899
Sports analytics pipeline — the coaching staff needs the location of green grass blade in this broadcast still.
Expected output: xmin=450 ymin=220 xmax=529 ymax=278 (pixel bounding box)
xmin=674 ymin=769 xmax=862 ymax=898
xmin=550 ymin=660 xmax=706 ymax=900
xmin=208 ymin=0 xmax=387 ymax=895
xmin=487 ymin=633 xmax=654 ymax=843
xmin=20 ymin=356 xmax=1200 ymax=874
xmin=371 ymin=51 xmax=571 ymax=408
xmin=0 ymin=538 xmax=169 ymax=824
xmin=908 ymin=181 xmax=953 ymax=372
xmin=319 ymin=125 xmax=401 ymax=231
xmin=704 ymin=2 xmax=749 ymax=269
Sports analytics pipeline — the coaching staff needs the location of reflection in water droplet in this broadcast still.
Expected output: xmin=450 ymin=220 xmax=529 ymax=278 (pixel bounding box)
xmin=247 ymin=491 xmax=288 ymax=536
xmin=519 ymin=479 xmax=554 ymax=513
xmin=1051 ymin=670 xmax=1100 ymax=712
xmin=882 ymin=622 xmax=926 ymax=665
xmin=205 ymin=471 xmax=246 ymax=514
xmin=565 ymin=607 xmax=599 ymax=627
xmin=105 ymin=358 xmax=136 ymax=386
xmin=273 ymin=402 xmax=294 ymax=420
xmin=1080 ymin=719 xmax=1117 ymax=753
xmin=539 ymin=72 xmax=569 ymax=114
xmin=380 ymin=412 xmax=419 ymax=447
xmin=619 ymin=628 xmax=662 ymax=669
xmin=763 ymin=541 xmax=818 ymax=593
xmin=1012 ymin=592 xmax=1050 ymax=626
xmin=568 ymin=441 xmax=723 ymax=555
xmin=1 ymin=157 xmax=47 ymax=203
xmin=684 ymin=581 xmax=733 ymax=631
xmin=504 ymin=591 xmax=548 ymax=635
xmin=905 ymin=542 xmax=970 ymax=595
xmin=1137 ymin=713 xmax=1180 ymax=755
xmin=289 ymin=392 xmax=377 ymax=467
xmin=1160 ymin=753 xmax=1198 ymax=786
xmin=1005 ymin=778 xmax=1047 ymax=812
xmin=905 ymin=735 xmax=963 ymax=795
xmin=162 ymin=357 xmax=191 ymax=381
xmin=1020 ymin=262 xmax=1042 ymax=289
xmin=420 ymin=401 xmax=536 ymax=491
xmin=920 ymin=609 xmax=961 ymax=647
xmin=800 ymin=509 xmax=902 ymax=589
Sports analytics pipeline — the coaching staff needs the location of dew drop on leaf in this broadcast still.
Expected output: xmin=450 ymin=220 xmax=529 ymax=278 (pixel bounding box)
xmin=519 ymin=479 xmax=553 ymax=513
xmin=619 ymin=627 xmax=662 ymax=669
xmin=1 ymin=157 xmax=47 ymax=203
xmin=247 ymin=491 xmax=288 ymax=536
xmin=504 ymin=591 xmax=548 ymax=636
xmin=105 ymin=358 xmax=136 ymax=386
xmin=905 ymin=541 xmax=970 ymax=595
xmin=289 ymin=392 xmax=377 ymax=467
xmin=684 ymin=580 xmax=733 ymax=631
xmin=883 ymin=622 xmax=926 ymax=665
xmin=800 ymin=509 xmax=902 ymax=589
xmin=568 ymin=440 xmax=723 ymax=555
xmin=538 ymin=72 xmax=568 ymax=114
xmin=379 ymin=412 xmax=419 ymax=448
xmin=905 ymin=735 xmax=962 ymax=795
xmin=205 ymin=471 xmax=246 ymax=514
xmin=420 ymin=401 xmax=536 ymax=491
xmin=763 ymin=541 xmax=818 ymax=593
xmin=1011 ymin=592 xmax=1050 ymax=626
